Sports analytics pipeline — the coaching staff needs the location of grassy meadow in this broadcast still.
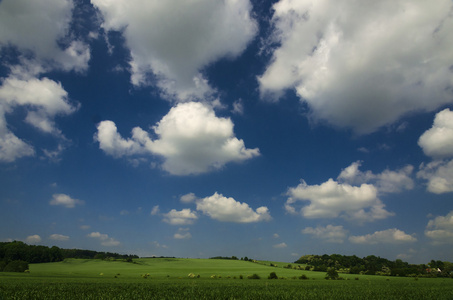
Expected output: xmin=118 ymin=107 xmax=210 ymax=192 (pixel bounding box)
xmin=1 ymin=258 xmax=452 ymax=299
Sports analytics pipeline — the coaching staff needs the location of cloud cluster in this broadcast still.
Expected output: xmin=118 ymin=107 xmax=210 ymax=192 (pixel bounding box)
xmin=0 ymin=0 xmax=89 ymax=162
xmin=49 ymin=234 xmax=69 ymax=241
xmin=286 ymin=161 xmax=418 ymax=222
xmin=338 ymin=161 xmax=414 ymax=194
xmin=163 ymin=209 xmax=198 ymax=225
xmin=87 ymin=232 xmax=120 ymax=246
xmin=349 ymin=228 xmax=417 ymax=244
xmin=302 ymin=225 xmax=348 ymax=243
xmin=286 ymin=178 xmax=392 ymax=222
xmin=162 ymin=192 xmax=271 ymax=226
xmin=92 ymin=0 xmax=257 ymax=101
xmin=196 ymin=192 xmax=271 ymax=223
xmin=0 ymin=0 xmax=90 ymax=72
xmin=425 ymin=211 xmax=453 ymax=245
xmin=25 ymin=234 xmax=42 ymax=244
xmin=418 ymin=109 xmax=453 ymax=193
xmin=259 ymin=0 xmax=453 ymax=133
xmin=49 ymin=193 xmax=84 ymax=208
xmin=95 ymin=102 xmax=260 ymax=175
xmin=174 ymin=228 xmax=192 ymax=240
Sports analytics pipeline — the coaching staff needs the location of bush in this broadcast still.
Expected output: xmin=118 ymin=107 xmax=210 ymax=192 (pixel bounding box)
xmin=268 ymin=272 xmax=278 ymax=279
xmin=3 ymin=260 xmax=29 ymax=272
xmin=247 ymin=274 xmax=261 ymax=279
xmin=299 ymin=274 xmax=309 ymax=280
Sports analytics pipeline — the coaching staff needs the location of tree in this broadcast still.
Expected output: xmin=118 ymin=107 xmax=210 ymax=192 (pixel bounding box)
xmin=268 ymin=272 xmax=278 ymax=279
xmin=325 ymin=267 xmax=339 ymax=280
xmin=3 ymin=260 xmax=29 ymax=272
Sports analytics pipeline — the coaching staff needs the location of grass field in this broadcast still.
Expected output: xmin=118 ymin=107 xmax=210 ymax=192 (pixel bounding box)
xmin=1 ymin=258 xmax=453 ymax=299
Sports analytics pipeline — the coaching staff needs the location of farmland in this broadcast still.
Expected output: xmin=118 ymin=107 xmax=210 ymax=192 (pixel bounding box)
xmin=1 ymin=258 xmax=453 ymax=299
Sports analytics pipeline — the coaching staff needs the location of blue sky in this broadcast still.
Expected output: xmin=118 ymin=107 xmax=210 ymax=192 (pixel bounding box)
xmin=1 ymin=0 xmax=453 ymax=264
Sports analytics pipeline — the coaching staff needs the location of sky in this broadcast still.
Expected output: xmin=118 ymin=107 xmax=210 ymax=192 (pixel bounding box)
xmin=0 ymin=0 xmax=453 ymax=264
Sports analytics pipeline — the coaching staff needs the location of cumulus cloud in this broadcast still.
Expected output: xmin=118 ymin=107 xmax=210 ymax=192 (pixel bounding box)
xmin=425 ymin=211 xmax=453 ymax=245
xmin=163 ymin=209 xmax=198 ymax=225
xmin=0 ymin=76 xmax=79 ymax=162
xmin=273 ymin=242 xmax=287 ymax=249
xmin=180 ymin=193 xmax=197 ymax=204
xmin=302 ymin=225 xmax=348 ymax=243
xmin=349 ymin=228 xmax=417 ymax=244
xmin=0 ymin=0 xmax=90 ymax=72
xmin=417 ymin=109 xmax=453 ymax=194
xmin=259 ymin=0 xmax=453 ymax=134
xmin=150 ymin=205 xmax=160 ymax=216
xmin=49 ymin=194 xmax=84 ymax=208
xmin=92 ymin=0 xmax=257 ymax=101
xmin=338 ymin=161 xmax=414 ymax=194
xmin=196 ymin=192 xmax=271 ymax=223
xmin=418 ymin=109 xmax=453 ymax=158
xmin=87 ymin=232 xmax=120 ymax=246
xmin=0 ymin=76 xmax=78 ymax=134
xmin=418 ymin=160 xmax=453 ymax=194
xmin=174 ymin=228 xmax=192 ymax=240
xmin=95 ymin=102 xmax=260 ymax=175
xmin=49 ymin=234 xmax=69 ymax=241
xmin=286 ymin=178 xmax=393 ymax=222
xmin=25 ymin=235 xmax=42 ymax=244
xmin=0 ymin=0 xmax=89 ymax=162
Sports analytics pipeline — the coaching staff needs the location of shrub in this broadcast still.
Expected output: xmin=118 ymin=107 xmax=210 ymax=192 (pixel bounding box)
xmin=239 ymin=275 xmax=243 ymax=279
xmin=268 ymin=272 xmax=278 ymax=279
xmin=3 ymin=261 xmax=29 ymax=272
xmin=247 ymin=274 xmax=261 ymax=279
xmin=299 ymin=274 xmax=309 ymax=280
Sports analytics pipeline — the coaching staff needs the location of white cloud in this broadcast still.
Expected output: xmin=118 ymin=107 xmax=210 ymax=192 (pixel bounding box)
xmin=80 ymin=225 xmax=90 ymax=230
xmin=232 ymin=99 xmax=244 ymax=115
xmin=150 ymin=205 xmax=160 ymax=216
xmin=425 ymin=211 xmax=453 ymax=244
xmin=0 ymin=76 xmax=78 ymax=162
xmin=338 ymin=161 xmax=414 ymax=194
xmin=87 ymin=232 xmax=120 ymax=246
xmin=49 ymin=193 xmax=84 ymax=208
xmin=273 ymin=242 xmax=287 ymax=249
xmin=25 ymin=235 xmax=42 ymax=244
xmin=259 ymin=0 xmax=453 ymax=134
xmin=286 ymin=178 xmax=393 ymax=222
xmin=180 ymin=193 xmax=197 ymax=204
xmin=349 ymin=228 xmax=417 ymax=244
xmin=0 ymin=130 xmax=35 ymax=162
xmin=273 ymin=233 xmax=280 ymax=239
xmin=419 ymin=109 xmax=453 ymax=159
xmin=0 ymin=0 xmax=89 ymax=162
xmin=163 ymin=209 xmax=198 ymax=225
xmin=49 ymin=234 xmax=69 ymax=241
xmin=418 ymin=160 xmax=453 ymax=194
xmin=302 ymin=225 xmax=348 ymax=243
xmin=95 ymin=102 xmax=260 ymax=175
xmin=92 ymin=0 xmax=257 ymax=102
xmin=0 ymin=76 xmax=78 ymax=134
xmin=417 ymin=109 xmax=453 ymax=194
xmin=174 ymin=228 xmax=192 ymax=240
xmin=196 ymin=192 xmax=271 ymax=223
xmin=0 ymin=0 xmax=90 ymax=72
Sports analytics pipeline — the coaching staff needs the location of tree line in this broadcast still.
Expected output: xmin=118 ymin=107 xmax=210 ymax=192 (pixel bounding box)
xmin=295 ymin=254 xmax=453 ymax=278
xmin=0 ymin=241 xmax=138 ymax=272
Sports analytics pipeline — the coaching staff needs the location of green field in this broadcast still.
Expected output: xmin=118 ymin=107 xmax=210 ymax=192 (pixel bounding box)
xmin=1 ymin=258 xmax=452 ymax=299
